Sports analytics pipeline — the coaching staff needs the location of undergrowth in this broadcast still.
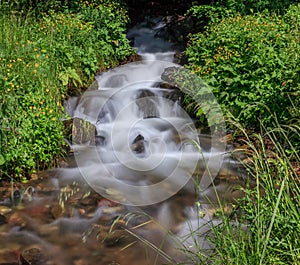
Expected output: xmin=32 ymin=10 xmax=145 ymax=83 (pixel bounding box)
xmin=185 ymin=3 xmax=300 ymax=129
xmin=0 ymin=0 xmax=133 ymax=180
xmin=207 ymin=117 xmax=300 ymax=265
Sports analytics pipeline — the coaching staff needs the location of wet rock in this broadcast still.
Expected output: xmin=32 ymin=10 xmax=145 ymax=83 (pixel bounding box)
xmin=12 ymin=190 xmax=22 ymax=204
xmin=96 ymin=100 xmax=116 ymax=124
xmin=78 ymin=208 xmax=86 ymax=216
xmin=20 ymin=247 xmax=49 ymax=265
xmin=97 ymin=198 xmax=119 ymax=207
xmin=0 ymin=245 xmax=20 ymax=265
xmin=95 ymin=135 xmax=106 ymax=146
xmin=131 ymin=134 xmax=145 ymax=154
xmin=7 ymin=212 xmax=26 ymax=227
xmin=155 ymin=15 xmax=195 ymax=49
xmin=198 ymin=134 xmax=213 ymax=151
xmin=23 ymin=205 xmax=50 ymax=220
xmin=73 ymin=259 xmax=89 ymax=265
xmin=161 ymin=66 xmax=180 ymax=86
xmin=50 ymin=203 xmax=64 ymax=219
xmin=165 ymin=88 xmax=183 ymax=103
xmin=72 ymin=118 xmax=96 ymax=145
xmin=79 ymin=197 xmax=97 ymax=207
xmin=0 ymin=214 xmax=7 ymax=225
xmin=136 ymin=89 xmax=159 ymax=118
xmin=159 ymin=82 xmax=177 ymax=89
xmin=87 ymin=80 xmax=99 ymax=91
xmin=64 ymin=96 xmax=80 ymax=117
xmin=174 ymin=51 xmax=188 ymax=65
xmin=0 ymin=206 xmax=12 ymax=215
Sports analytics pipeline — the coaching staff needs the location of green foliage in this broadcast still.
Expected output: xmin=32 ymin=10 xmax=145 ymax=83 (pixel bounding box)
xmin=0 ymin=0 xmax=133 ymax=179
xmin=2 ymin=0 xmax=127 ymax=16
xmin=185 ymin=4 xmax=300 ymax=128
xmin=188 ymin=0 xmax=300 ymax=20
xmin=215 ymin=0 xmax=300 ymax=15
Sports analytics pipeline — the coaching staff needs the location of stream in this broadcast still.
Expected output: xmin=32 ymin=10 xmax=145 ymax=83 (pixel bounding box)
xmin=0 ymin=17 xmax=246 ymax=265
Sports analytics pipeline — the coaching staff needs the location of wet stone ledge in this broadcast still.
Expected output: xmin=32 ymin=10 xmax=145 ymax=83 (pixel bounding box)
xmin=72 ymin=118 xmax=96 ymax=145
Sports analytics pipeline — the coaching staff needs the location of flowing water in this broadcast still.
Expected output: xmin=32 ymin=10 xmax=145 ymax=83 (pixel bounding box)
xmin=0 ymin=17 xmax=246 ymax=265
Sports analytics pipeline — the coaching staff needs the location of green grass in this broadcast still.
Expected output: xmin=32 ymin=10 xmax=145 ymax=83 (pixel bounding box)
xmin=0 ymin=0 xmax=133 ymax=180
xmin=199 ymin=117 xmax=300 ymax=265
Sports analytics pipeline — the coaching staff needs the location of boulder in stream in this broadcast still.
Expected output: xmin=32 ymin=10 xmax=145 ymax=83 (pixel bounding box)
xmin=72 ymin=118 xmax=96 ymax=145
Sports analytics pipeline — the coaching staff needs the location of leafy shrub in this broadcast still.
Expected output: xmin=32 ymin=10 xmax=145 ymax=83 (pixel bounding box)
xmin=3 ymin=0 xmax=127 ymax=16
xmin=0 ymin=18 xmax=66 ymax=179
xmin=0 ymin=0 xmax=133 ymax=180
xmin=188 ymin=0 xmax=300 ymax=20
xmin=185 ymin=4 xmax=300 ymax=128
xmin=39 ymin=8 xmax=132 ymax=85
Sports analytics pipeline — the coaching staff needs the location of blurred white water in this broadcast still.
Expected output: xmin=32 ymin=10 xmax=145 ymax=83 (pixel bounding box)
xmin=70 ymin=17 xmax=227 ymax=205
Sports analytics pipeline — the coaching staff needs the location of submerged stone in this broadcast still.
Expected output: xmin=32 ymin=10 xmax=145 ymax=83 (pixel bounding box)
xmin=20 ymin=248 xmax=49 ymax=265
xmin=0 ymin=206 xmax=12 ymax=215
xmin=0 ymin=245 xmax=19 ymax=265
xmin=0 ymin=214 xmax=7 ymax=225
xmin=50 ymin=203 xmax=64 ymax=219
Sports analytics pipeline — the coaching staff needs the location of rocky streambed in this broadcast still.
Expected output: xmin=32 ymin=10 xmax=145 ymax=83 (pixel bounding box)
xmin=0 ymin=155 xmax=247 ymax=265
